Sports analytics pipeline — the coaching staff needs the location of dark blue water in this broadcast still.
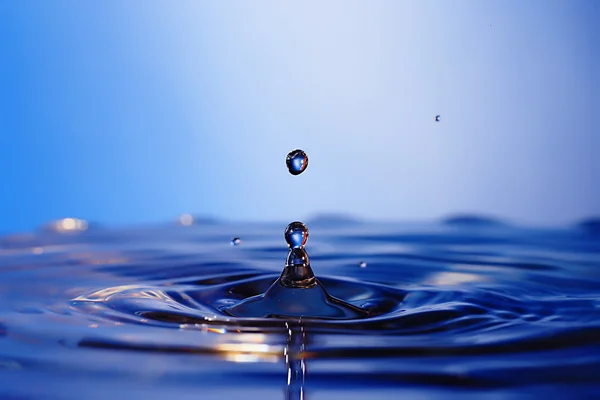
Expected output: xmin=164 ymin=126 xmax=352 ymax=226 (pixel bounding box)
xmin=1 ymin=216 xmax=600 ymax=399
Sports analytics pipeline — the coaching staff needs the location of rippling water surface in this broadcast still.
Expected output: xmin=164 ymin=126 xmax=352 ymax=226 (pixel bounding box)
xmin=1 ymin=217 xmax=600 ymax=399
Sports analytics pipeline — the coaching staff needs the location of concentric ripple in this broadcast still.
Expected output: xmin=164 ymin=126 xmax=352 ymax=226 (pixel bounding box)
xmin=71 ymin=274 xmax=407 ymax=328
xmin=1 ymin=218 xmax=600 ymax=398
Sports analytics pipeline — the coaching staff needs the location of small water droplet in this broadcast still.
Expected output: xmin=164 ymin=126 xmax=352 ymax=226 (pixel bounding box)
xmin=286 ymin=149 xmax=309 ymax=176
xmin=284 ymin=222 xmax=309 ymax=249
xmin=231 ymin=237 xmax=241 ymax=246
xmin=435 ymin=115 xmax=440 ymax=122
xmin=359 ymin=261 xmax=367 ymax=268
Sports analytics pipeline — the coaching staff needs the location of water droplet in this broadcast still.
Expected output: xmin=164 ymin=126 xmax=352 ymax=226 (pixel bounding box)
xmin=435 ymin=115 xmax=440 ymax=122
xmin=286 ymin=149 xmax=309 ymax=176
xmin=231 ymin=237 xmax=241 ymax=246
xmin=359 ymin=261 xmax=367 ymax=268
xmin=284 ymin=222 xmax=309 ymax=249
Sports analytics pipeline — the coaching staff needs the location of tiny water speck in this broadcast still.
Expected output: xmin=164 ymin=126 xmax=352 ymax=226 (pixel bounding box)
xmin=286 ymin=149 xmax=309 ymax=175
xmin=230 ymin=237 xmax=241 ymax=246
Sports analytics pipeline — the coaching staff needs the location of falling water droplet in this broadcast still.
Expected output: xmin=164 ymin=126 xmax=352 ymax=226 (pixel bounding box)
xmin=231 ymin=237 xmax=241 ymax=246
xmin=284 ymin=222 xmax=309 ymax=249
xmin=435 ymin=115 xmax=440 ymax=122
xmin=359 ymin=261 xmax=367 ymax=268
xmin=286 ymin=149 xmax=309 ymax=176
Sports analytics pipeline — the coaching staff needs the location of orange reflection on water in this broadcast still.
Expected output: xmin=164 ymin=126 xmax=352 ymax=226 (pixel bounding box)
xmin=216 ymin=333 xmax=281 ymax=363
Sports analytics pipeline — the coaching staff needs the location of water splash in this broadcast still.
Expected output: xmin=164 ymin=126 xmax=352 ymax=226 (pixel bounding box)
xmin=224 ymin=221 xmax=368 ymax=319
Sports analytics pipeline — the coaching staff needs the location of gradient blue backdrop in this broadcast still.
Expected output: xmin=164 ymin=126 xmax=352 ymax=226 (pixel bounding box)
xmin=1 ymin=1 xmax=598 ymax=233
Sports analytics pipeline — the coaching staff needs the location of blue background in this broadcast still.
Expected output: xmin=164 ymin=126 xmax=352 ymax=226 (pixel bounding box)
xmin=1 ymin=1 xmax=598 ymax=233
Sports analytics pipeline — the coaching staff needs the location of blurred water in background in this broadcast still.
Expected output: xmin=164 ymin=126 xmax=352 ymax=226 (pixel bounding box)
xmin=0 ymin=1 xmax=598 ymax=232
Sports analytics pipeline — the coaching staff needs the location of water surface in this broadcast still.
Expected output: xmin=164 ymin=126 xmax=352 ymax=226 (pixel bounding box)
xmin=1 ymin=217 xmax=599 ymax=399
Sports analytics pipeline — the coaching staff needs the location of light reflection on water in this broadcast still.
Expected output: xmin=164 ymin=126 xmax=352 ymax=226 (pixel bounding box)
xmin=0 ymin=217 xmax=599 ymax=399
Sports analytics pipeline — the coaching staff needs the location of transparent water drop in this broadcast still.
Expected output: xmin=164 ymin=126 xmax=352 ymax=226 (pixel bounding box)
xmin=284 ymin=222 xmax=309 ymax=249
xmin=286 ymin=149 xmax=309 ymax=176
xmin=231 ymin=237 xmax=241 ymax=246
xmin=435 ymin=115 xmax=440 ymax=122
xmin=359 ymin=261 xmax=367 ymax=268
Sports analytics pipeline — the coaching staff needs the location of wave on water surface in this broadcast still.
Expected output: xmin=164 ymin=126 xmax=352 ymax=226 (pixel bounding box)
xmin=1 ymin=216 xmax=600 ymax=399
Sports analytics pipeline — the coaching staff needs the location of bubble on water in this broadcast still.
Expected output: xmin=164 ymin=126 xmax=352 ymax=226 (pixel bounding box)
xmin=435 ymin=115 xmax=440 ymax=122
xmin=284 ymin=221 xmax=309 ymax=249
xmin=286 ymin=149 xmax=309 ymax=176
xmin=359 ymin=261 xmax=367 ymax=268
xmin=231 ymin=237 xmax=241 ymax=246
